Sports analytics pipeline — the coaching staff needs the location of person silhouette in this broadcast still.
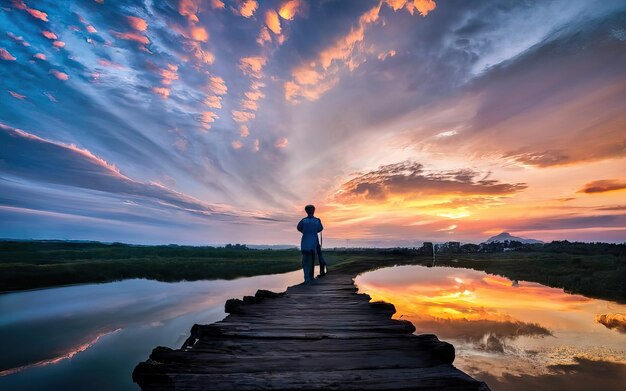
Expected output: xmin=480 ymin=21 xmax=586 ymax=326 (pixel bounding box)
xmin=297 ymin=204 xmax=323 ymax=282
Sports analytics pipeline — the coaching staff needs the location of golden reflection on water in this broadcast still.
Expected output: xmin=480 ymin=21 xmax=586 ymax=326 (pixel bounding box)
xmin=355 ymin=265 xmax=626 ymax=386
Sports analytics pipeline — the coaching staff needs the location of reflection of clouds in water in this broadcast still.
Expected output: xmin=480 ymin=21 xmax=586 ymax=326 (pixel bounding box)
xmin=473 ymin=358 xmax=626 ymax=391
xmin=357 ymin=265 xmax=626 ymax=390
xmin=0 ymin=329 xmax=121 ymax=376
xmin=0 ymin=272 xmax=302 ymax=376
xmin=412 ymin=318 xmax=552 ymax=353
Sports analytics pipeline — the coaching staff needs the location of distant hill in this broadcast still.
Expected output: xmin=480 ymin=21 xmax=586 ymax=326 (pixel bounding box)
xmin=485 ymin=232 xmax=544 ymax=244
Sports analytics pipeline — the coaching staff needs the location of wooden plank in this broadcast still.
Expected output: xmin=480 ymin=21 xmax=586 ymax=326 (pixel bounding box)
xmin=133 ymin=264 xmax=490 ymax=390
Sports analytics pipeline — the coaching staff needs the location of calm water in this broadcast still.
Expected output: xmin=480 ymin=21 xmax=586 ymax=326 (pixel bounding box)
xmin=0 ymin=271 xmax=303 ymax=391
xmin=356 ymin=265 xmax=626 ymax=391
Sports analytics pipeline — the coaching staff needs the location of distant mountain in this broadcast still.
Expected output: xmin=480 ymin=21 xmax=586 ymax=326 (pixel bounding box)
xmin=485 ymin=232 xmax=544 ymax=244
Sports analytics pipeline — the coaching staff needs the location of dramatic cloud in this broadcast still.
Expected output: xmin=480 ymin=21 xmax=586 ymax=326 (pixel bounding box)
xmin=1 ymin=0 xmax=624 ymax=244
xmin=238 ymin=0 xmax=258 ymax=18
xmin=278 ymin=0 xmax=302 ymax=20
xmin=578 ymin=180 xmax=626 ymax=194
xmin=126 ymin=16 xmax=148 ymax=32
xmin=595 ymin=313 xmax=626 ymax=333
xmin=335 ymin=161 xmax=527 ymax=203
xmin=265 ymin=10 xmax=282 ymax=35
xmin=0 ymin=123 xmax=238 ymax=221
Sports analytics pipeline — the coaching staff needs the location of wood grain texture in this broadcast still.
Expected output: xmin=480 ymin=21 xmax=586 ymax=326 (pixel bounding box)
xmin=133 ymin=265 xmax=490 ymax=390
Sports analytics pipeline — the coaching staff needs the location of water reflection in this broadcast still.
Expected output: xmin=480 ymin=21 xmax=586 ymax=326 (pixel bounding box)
xmin=356 ymin=265 xmax=626 ymax=390
xmin=0 ymin=271 xmax=303 ymax=390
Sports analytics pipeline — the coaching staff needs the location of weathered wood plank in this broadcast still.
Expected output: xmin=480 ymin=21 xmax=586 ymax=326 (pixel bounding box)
xmin=133 ymin=264 xmax=490 ymax=390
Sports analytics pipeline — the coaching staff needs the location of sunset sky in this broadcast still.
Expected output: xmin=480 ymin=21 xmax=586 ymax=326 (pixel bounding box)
xmin=1 ymin=0 xmax=625 ymax=246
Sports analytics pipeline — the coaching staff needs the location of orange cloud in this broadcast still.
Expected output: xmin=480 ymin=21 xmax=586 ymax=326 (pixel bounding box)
xmin=190 ymin=26 xmax=209 ymax=42
xmin=278 ymin=0 xmax=301 ymax=20
xmin=239 ymin=0 xmax=258 ymax=18
xmin=199 ymin=111 xmax=219 ymax=129
xmin=231 ymin=140 xmax=243 ymax=150
xmin=240 ymin=125 xmax=250 ymax=138
xmin=208 ymin=76 xmax=227 ymax=95
xmin=385 ymin=0 xmax=407 ymax=11
xmin=239 ymin=56 xmax=266 ymax=79
xmin=204 ymin=95 xmax=222 ymax=109
xmin=160 ymin=64 xmax=178 ymax=85
xmin=257 ymin=27 xmax=272 ymax=46
xmin=86 ymin=25 xmax=97 ymax=33
xmin=406 ymin=0 xmax=437 ymax=16
xmin=178 ymin=0 xmax=201 ymax=23
xmin=284 ymin=77 xmax=339 ymax=103
xmin=112 ymin=31 xmax=150 ymax=45
xmin=50 ymin=69 xmax=69 ymax=80
xmin=53 ymin=41 xmax=66 ymax=48
xmin=244 ymin=90 xmax=265 ymax=101
xmin=126 ymin=16 xmax=148 ymax=31
xmin=241 ymin=99 xmax=258 ymax=111
xmin=0 ymin=48 xmax=16 ymax=61
xmin=9 ymin=91 xmax=26 ymax=100
xmin=187 ymin=42 xmax=215 ymax=64
xmin=578 ymin=179 xmax=626 ymax=194
xmin=232 ymin=110 xmax=255 ymax=123
xmin=275 ymin=137 xmax=288 ymax=148
xmin=41 ymin=30 xmax=57 ymax=40
xmin=265 ymin=9 xmax=281 ymax=34
xmin=378 ymin=49 xmax=396 ymax=60
xmin=334 ymin=161 xmax=526 ymax=204
xmin=211 ymin=0 xmax=225 ymax=9
xmin=152 ymin=87 xmax=170 ymax=99
xmin=33 ymin=53 xmax=46 ymax=60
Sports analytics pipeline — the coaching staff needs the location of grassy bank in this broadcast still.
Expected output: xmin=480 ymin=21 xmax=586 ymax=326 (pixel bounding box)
xmin=1 ymin=242 xmax=624 ymax=304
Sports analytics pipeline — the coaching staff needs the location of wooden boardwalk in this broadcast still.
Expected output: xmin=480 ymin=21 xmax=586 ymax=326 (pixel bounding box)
xmin=133 ymin=267 xmax=490 ymax=390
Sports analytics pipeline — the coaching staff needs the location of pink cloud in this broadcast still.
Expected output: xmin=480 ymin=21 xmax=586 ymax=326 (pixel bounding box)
xmin=9 ymin=91 xmax=26 ymax=100
xmin=232 ymin=111 xmax=255 ymax=123
xmin=152 ymin=87 xmax=170 ymax=99
xmin=178 ymin=0 xmax=201 ymax=23
xmin=126 ymin=16 xmax=148 ymax=31
xmin=8 ymin=32 xmax=30 ymax=47
xmin=33 ymin=53 xmax=46 ymax=60
xmin=208 ymin=76 xmax=227 ymax=95
xmin=190 ymin=26 xmax=209 ymax=42
xmin=112 ymin=31 xmax=150 ymax=45
xmin=240 ymin=125 xmax=250 ymax=138
xmin=199 ymin=111 xmax=219 ymax=129
xmin=253 ymin=139 xmax=260 ymax=152
xmin=41 ymin=30 xmax=57 ymax=40
xmin=275 ymin=137 xmax=288 ymax=148
xmin=86 ymin=25 xmax=97 ymax=33
xmin=98 ymin=59 xmax=124 ymax=69
xmin=0 ymin=48 xmax=16 ymax=61
xmin=204 ymin=95 xmax=222 ymax=109
xmin=12 ymin=0 xmax=48 ymax=21
xmin=50 ymin=69 xmax=69 ymax=80
xmin=239 ymin=56 xmax=266 ymax=79
xmin=211 ymin=0 xmax=225 ymax=9
xmin=53 ymin=41 xmax=65 ymax=48
xmin=231 ymin=140 xmax=243 ymax=150
xmin=160 ymin=64 xmax=178 ymax=85
xmin=257 ymin=27 xmax=272 ymax=46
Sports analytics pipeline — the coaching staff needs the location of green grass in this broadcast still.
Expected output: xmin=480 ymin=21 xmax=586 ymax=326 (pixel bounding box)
xmin=1 ymin=242 xmax=624 ymax=304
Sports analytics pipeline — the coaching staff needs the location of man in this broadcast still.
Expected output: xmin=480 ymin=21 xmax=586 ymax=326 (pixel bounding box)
xmin=296 ymin=204 xmax=323 ymax=282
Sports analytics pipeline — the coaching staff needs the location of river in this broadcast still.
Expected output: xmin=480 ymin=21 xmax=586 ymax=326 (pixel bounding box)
xmin=356 ymin=265 xmax=626 ymax=391
xmin=2 ymin=265 xmax=625 ymax=390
